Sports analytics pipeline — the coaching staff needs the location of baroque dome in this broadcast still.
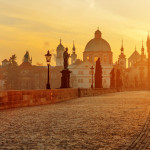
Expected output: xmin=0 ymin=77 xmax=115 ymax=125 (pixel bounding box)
xmin=85 ymin=29 xmax=111 ymax=52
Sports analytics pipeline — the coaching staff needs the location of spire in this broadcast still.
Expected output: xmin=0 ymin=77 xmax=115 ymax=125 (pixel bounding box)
xmin=122 ymin=40 xmax=123 ymax=47
xmin=147 ymin=32 xmax=150 ymax=51
xmin=71 ymin=41 xmax=77 ymax=64
xmin=141 ymin=40 xmax=144 ymax=56
xmin=60 ymin=39 xmax=62 ymax=45
xmin=135 ymin=45 xmax=137 ymax=51
xmin=147 ymin=32 xmax=149 ymax=40
xmin=121 ymin=40 xmax=124 ymax=54
xmin=142 ymin=40 xmax=144 ymax=48
xmin=72 ymin=40 xmax=76 ymax=53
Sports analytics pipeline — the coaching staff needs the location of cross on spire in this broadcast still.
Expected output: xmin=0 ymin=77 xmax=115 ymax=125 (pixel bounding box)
xmin=122 ymin=40 xmax=124 ymax=48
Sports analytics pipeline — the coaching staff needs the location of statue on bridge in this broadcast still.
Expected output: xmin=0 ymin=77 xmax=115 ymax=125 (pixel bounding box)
xmin=61 ymin=47 xmax=72 ymax=88
xmin=63 ymin=48 xmax=70 ymax=70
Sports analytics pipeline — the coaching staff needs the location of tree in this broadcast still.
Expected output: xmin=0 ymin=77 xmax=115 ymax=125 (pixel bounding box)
xmin=95 ymin=58 xmax=103 ymax=88
xmin=4 ymin=54 xmax=20 ymax=90
xmin=110 ymin=68 xmax=115 ymax=88
xmin=9 ymin=54 xmax=18 ymax=66
xmin=116 ymin=69 xmax=123 ymax=90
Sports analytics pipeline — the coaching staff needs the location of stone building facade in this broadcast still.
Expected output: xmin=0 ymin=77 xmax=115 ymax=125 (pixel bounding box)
xmin=116 ymin=40 xmax=148 ymax=89
xmin=69 ymin=29 xmax=113 ymax=88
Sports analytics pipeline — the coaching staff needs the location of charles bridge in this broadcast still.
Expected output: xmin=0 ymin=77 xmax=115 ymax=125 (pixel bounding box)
xmin=0 ymin=89 xmax=150 ymax=149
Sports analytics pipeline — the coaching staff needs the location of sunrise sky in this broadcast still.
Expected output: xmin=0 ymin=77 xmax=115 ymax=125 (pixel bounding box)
xmin=0 ymin=0 xmax=150 ymax=66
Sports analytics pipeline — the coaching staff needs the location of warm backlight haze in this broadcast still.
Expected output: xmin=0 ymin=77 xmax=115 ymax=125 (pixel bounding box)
xmin=0 ymin=0 xmax=150 ymax=66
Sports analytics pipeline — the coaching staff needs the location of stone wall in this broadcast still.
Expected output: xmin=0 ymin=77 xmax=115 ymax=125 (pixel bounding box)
xmin=0 ymin=88 xmax=117 ymax=110
xmin=78 ymin=88 xmax=117 ymax=97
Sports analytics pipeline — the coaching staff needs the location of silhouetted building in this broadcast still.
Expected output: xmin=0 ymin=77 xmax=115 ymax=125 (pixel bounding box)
xmin=2 ymin=59 xmax=10 ymax=67
xmin=118 ymin=40 xmax=148 ymax=89
xmin=0 ymin=51 xmax=63 ymax=90
xmin=110 ymin=68 xmax=115 ymax=88
xmin=147 ymin=34 xmax=150 ymax=88
xmin=116 ymin=69 xmax=123 ymax=90
xmin=118 ymin=41 xmax=126 ymax=69
xmin=70 ymin=29 xmax=113 ymax=88
xmin=56 ymin=39 xmax=65 ymax=66
xmin=128 ymin=47 xmax=141 ymax=68
xmin=1 ymin=30 xmax=150 ymax=90
xmin=71 ymin=41 xmax=77 ymax=64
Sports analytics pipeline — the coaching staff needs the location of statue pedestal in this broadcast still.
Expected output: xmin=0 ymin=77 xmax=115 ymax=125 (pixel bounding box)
xmin=60 ymin=69 xmax=72 ymax=88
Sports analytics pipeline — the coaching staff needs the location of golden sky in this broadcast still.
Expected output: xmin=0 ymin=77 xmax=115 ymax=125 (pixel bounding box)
xmin=0 ymin=0 xmax=150 ymax=66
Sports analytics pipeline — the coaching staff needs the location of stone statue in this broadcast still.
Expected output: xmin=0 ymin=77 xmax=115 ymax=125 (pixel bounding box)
xmin=63 ymin=48 xmax=70 ymax=70
xmin=61 ymin=47 xmax=72 ymax=88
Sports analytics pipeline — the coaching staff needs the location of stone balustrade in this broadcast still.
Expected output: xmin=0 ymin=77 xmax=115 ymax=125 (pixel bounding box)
xmin=0 ymin=88 xmax=117 ymax=110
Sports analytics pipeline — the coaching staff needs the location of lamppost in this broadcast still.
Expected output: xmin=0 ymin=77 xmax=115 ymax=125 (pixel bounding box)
xmin=45 ymin=50 xmax=52 ymax=89
xmin=90 ymin=66 xmax=94 ymax=88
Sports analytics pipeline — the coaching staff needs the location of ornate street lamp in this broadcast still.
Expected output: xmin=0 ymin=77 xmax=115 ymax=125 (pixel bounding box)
xmin=90 ymin=66 xmax=94 ymax=88
xmin=45 ymin=50 xmax=52 ymax=89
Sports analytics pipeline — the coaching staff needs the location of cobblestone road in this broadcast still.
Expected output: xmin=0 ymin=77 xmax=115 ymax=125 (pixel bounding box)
xmin=127 ymin=110 xmax=150 ymax=150
xmin=0 ymin=91 xmax=150 ymax=150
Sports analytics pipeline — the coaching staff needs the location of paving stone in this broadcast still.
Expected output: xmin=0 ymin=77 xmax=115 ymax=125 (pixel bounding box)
xmin=0 ymin=91 xmax=150 ymax=149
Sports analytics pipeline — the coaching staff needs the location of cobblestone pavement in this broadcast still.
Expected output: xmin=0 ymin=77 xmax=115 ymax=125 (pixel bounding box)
xmin=0 ymin=91 xmax=150 ymax=150
xmin=127 ymin=110 xmax=150 ymax=150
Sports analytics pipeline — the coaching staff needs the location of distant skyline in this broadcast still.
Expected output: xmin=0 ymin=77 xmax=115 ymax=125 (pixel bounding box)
xmin=0 ymin=0 xmax=150 ymax=66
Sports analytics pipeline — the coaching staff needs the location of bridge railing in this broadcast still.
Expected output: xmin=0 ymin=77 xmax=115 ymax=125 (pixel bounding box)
xmin=0 ymin=88 xmax=117 ymax=110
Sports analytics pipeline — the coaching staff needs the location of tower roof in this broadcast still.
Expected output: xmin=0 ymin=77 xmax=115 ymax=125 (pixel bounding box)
xmin=128 ymin=49 xmax=140 ymax=60
xmin=121 ymin=40 xmax=124 ymax=53
xmin=72 ymin=41 xmax=76 ymax=52
xmin=95 ymin=29 xmax=102 ymax=39
xmin=141 ymin=41 xmax=144 ymax=52
xmin=57 ymin=39 xmax=65 ymax=51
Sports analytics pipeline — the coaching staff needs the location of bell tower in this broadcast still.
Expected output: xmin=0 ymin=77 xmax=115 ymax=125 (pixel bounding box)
xmin=141 ymin=41 xmax=146 ymax=60
xmin=71 ymin=41 xmax=77 ymax=64
xmin=56 ymin=39 xmax=65 ymax=66
xmin=118 ymin=40 xmax=126 ymax=69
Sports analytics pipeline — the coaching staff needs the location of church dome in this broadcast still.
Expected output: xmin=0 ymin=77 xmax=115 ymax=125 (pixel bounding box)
xmin=85 ymin=29 xmax=111 ymax=52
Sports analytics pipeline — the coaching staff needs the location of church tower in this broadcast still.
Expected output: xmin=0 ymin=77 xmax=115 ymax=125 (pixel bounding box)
xmin=141 ymin=41 xmax=144 ymax=56
xmin=56 ymin=39 xmax=65 ymax=66
xmin=118 ymin=41 xmax=126 ymax=69
xmin=147 ymin=34 xmax=150 ymax=88
xmin=71 ymin=41 xmax=77 ymax=64
xmin=141 ymin=41 xmax=146 ymax=60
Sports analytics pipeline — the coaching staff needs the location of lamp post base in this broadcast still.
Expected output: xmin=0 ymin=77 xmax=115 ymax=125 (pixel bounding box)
xmin=46 ymin=83 xmax=51 ymax=89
